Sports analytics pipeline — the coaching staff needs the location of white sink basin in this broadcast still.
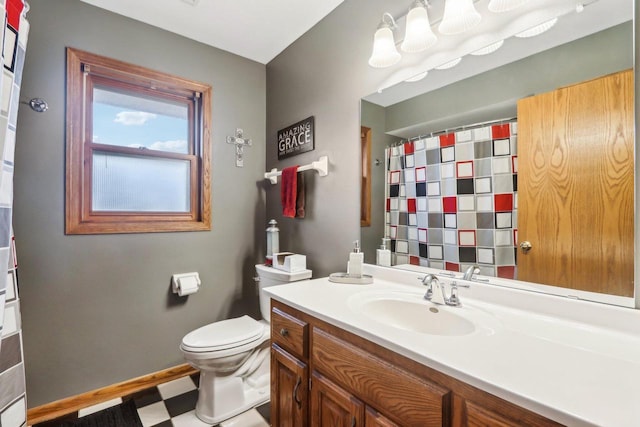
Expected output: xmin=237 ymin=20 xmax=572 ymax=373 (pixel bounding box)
xmin=348 ymin=290 xmax=499 ymax=337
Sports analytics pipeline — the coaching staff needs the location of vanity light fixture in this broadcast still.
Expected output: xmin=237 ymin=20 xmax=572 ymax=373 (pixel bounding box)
xmin=438 ymin=0 xmax=482 ymax=35
xmin=470 ymin=39 xmax=504 ymax=56
xmin=487 ymin=0 xmax=529 ymax=13
xmin=515 ymin=17 xmax=558 ymax=38
xmin=368 ymin=13 xmax=401 ymax=68
xmin=367 ymin=0 xmax=596 ymax=92
xmin=401 ymin=0 xmax=438 ymax=53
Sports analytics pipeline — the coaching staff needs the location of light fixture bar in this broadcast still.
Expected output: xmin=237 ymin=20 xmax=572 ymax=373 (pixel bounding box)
xmin=434 ymin=57 xmax=462 ymax=70
xmin=470 ymin=39 xmax=504 ymax=55
xmin=405 ymin=71 xmax=429 ymax=82
xmin=515 ymin=17 xmax=558 ymax=38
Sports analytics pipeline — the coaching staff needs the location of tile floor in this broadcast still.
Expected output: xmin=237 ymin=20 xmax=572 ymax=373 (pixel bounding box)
xmin=34 ymin=374 xmax=270 ymax=427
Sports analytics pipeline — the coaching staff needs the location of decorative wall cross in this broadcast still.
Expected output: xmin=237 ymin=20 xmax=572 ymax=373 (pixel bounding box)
xmin=226 ymin=128 xmax=252 ymax=167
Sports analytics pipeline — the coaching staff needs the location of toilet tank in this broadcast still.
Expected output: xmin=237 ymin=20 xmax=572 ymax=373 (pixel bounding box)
xmin=255 ymin=264 xmax=312 ymax=322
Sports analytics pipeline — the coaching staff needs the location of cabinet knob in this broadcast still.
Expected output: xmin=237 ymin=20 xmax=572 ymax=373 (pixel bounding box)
xmin=280 ymin=328 xmax=289 ymax=337
xmin=519 ymin=241 xmax=533 ymax=253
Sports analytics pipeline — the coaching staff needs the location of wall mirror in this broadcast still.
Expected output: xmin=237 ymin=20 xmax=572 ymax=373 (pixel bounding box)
xmin=360 ymin=0 xmax=634 ymax=307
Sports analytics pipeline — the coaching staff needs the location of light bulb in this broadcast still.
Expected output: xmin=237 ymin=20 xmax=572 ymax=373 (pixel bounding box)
xmin=438 ymin=0 xmax=481 ymax=35
xmin=488 ymin=0 xmax=529 ymax=13
xmin=368 ymin=16 xmax=401 ymax=68
xmin=401 ymin=1 xmax=437 ymax=53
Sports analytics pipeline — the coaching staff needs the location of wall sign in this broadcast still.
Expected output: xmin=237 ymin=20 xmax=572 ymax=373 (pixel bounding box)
xmin=277 ymin=116 xmax=314 ymax=159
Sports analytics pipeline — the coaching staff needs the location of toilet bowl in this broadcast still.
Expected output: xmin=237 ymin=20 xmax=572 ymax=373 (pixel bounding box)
xmin=180 ymin=264 xmax=311 ymax=424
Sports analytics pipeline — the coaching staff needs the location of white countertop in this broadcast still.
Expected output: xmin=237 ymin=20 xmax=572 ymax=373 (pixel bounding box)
xmin=264 ymin=264 xmax=640 ymax=427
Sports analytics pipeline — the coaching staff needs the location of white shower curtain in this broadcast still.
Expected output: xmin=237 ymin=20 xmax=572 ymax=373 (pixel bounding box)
xmin=0 ymin=1 xmax=29 ymax=425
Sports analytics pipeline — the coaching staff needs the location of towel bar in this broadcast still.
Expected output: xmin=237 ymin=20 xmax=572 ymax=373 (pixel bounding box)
xmin=264 ymin=156 xmax=329 ymax=184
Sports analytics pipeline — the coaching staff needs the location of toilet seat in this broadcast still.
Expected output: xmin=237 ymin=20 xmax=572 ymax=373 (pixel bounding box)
xmin=181 ymin=315 xmax=267 ymax=354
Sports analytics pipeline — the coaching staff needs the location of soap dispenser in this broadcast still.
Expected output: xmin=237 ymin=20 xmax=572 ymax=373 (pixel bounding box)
xmin=376 ymin=237 xmax=391 ymax=267
xmin=348 ymin=240 xmax=364 ymax=278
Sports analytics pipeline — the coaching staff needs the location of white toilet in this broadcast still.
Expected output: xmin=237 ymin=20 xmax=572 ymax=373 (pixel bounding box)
xmin=180 ymin=264 xmax=312 ymax=424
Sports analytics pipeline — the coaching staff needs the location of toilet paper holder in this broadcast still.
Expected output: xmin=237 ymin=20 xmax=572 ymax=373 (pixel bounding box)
xmin=172 ymin=272 xmax=201 ymax=296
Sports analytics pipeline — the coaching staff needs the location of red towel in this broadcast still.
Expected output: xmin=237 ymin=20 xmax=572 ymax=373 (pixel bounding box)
xmin=295 ymin=172 xmax=305 ymax=218
xmin=281 ymin=166 xmax=298 ymax=218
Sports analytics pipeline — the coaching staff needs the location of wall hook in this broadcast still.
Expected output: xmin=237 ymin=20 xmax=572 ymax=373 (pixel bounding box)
xmin=21 ymin=98 xmax=48 ymax=113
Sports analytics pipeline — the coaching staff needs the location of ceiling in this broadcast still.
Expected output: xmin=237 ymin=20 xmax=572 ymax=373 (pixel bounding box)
xmin=80 ymin=0 xmax=632 ymax=107
xmin=79 ymin=0 xmax=345 ymax=64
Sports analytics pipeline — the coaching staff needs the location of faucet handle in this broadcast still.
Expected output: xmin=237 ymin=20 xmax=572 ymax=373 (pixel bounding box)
xmin=446 ymin=282 xmax=461 ymax=306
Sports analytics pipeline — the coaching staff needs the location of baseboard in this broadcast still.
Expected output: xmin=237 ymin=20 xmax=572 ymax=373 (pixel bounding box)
xmin=27 ymin=363 xmax=198 ymax=425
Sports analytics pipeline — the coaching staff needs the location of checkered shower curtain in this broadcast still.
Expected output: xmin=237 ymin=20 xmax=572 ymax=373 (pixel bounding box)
xmin=0 ymin=0 xmax=29 ymax=425
xmin=384 ymin=120 xmax=519 ymax=278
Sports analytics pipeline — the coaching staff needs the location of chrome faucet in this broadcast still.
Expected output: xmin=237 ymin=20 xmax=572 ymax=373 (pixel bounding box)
xmin=421 ymin=274 xmax=436 ymax=300
xmin=421 ymin=275 xmax=470 ymax=307
xmin=421 ymin=274 xmax=446 ymax=304
xmin=463 ymin=264 xmax=480 ymax=281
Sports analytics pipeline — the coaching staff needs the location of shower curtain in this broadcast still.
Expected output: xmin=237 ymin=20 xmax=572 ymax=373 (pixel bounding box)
xmin=0 ymin=0 xmax=29 ymax=425
xmin=384 ymin=119 xmax=518 ymax=278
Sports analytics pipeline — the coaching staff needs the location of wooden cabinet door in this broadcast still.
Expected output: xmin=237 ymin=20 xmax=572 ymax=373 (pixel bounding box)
xmin=310 ymin=371 xmax=364 ymax=427
xmin=312 ymin=327 xmax=451 ymax=426
xmin=365 ymin=407 xmax=400 ymax=427
xmin=454 ymin=396 xmax=563 ymax=427
xmin=516 ymin=70 xmax=634 ymax=296
xmin=271 ymin=344 xmax=308 ymax=427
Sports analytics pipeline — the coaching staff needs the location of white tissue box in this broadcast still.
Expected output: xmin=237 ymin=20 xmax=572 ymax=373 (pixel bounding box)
xmin=273 ymin=252 xmax=307 ymax=272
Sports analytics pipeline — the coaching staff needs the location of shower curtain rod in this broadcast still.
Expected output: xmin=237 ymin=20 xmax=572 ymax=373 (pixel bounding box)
xmin=397 ymin=116 xmax=517 ymax=145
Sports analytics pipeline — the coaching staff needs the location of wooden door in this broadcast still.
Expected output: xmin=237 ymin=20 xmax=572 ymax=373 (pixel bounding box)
xmin=310 ymin=371 xmax=364 ymax=427
xmin=361 ymin=126 xmax=372 ymax=227
xmin=517 ymin=70 xmax=634 ymax=296
xmin=271 ymin=344 xmax=308 ymax=427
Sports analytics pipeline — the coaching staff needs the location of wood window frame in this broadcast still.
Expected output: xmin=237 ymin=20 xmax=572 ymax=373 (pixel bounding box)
xmin=65 ymin=48 xmax=211 ymax=234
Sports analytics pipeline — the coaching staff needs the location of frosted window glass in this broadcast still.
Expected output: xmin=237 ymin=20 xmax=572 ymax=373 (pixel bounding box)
xmin=92 ymin=152 xmax=190 ymax=212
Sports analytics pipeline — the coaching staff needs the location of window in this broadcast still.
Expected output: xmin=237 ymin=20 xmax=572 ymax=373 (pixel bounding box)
xmin=65 ymin=48 xmax=211 ymax=234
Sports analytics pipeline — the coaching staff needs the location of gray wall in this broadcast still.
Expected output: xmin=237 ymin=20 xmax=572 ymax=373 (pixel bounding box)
xmin=15 ymin=0 xmax=266 ymax=407
xmin=266 ymin=0 xmax=407 ymax=277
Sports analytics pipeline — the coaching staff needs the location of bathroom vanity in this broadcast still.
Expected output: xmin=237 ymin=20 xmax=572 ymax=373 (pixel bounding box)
xmin=266 ymin=265 xmax=640 ymax=426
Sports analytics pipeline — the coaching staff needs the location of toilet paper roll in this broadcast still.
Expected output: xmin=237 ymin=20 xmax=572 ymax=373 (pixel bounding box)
xmin=172 ymin=272 xmax=201 ymax=296
xmin=176 ymin=276 xmax=200 ymax=296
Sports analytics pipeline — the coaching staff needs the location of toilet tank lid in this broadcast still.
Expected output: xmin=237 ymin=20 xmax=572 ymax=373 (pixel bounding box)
xmin=255 ymin=264 xmax=312 ymax=281
xmin=182 ymin=315 xmax=264 ymax=351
